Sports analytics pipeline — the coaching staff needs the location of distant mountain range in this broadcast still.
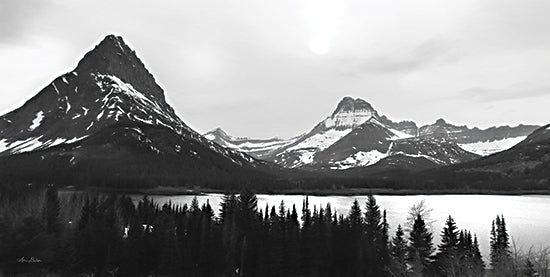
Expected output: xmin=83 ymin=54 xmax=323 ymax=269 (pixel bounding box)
xmin=414 ymin=124 xmax=550 ymax=189
xmin=205 ymin=97 xmax=538 ymax=171
xmin=0 ymin=34 xmax=546 ymax=191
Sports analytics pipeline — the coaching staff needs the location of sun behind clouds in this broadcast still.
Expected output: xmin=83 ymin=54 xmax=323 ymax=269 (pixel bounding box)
xmin=308 ymin=36 xmax=330 ymax=55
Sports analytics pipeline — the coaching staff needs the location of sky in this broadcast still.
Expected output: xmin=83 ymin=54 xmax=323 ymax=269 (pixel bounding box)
xmin=0 ymin=0 xmax=549 ymax=138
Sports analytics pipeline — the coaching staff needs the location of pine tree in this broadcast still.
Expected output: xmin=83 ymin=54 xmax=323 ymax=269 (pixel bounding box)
xmin=471 ymin=235 xmax=485 ymax=275
xmin=41 ymin=186 xmax=66 ymax=272
xmin=348 ymin=199 xmax=362 ymax=230
xmin=408 ymin=214 xmax=434 ymax=276
xmin=364 ymin=195 xmax=385 ymax=276
xmin=157 ymin=214 xmax=181 ymax=276
xmin=287 ymin=204 xmax=300 ymax=276
xmin=301 ymin=196 xmax=313 ymax=276
xmin=42 ymin=186 xmax=61 ymax=236
xmin=237 ymin=189 xmax=260 ymax=277
xmin=435 ymin=215 xmax=460 ymax=276
xmin=220 ymin=193 xmax=238 ymax=224
xmin=390 ymin=224 xmax=408 ymax=276
xmin=348 ymin=199 xmax=364 ymax=277
xmin=490 ymin=215 xmax=512 ymax=275
xmin=498 ymin=216 xmax=510 ymax=257
xmin=381 ymin=210 xmax=390 ymax=270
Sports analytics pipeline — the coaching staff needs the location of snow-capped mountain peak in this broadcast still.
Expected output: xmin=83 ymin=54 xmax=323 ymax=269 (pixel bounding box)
xmin=331 ymin=97 xmax=376 ymax=116
xmin=0 ymin=34 xmax=195 ymax=156
xmin=75 ymin=35 xmax=167 ymax=102
xmin=210 ymin=96 xmax=538 ymax=170
xmin=323 ymin=97 xmax=379 ymax=130
xmin=0 ymin=34 xmax=266 ymax=174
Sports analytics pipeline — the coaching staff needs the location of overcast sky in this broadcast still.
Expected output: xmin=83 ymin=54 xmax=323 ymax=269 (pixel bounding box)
xmin=0 ymin=0 xmax=549 ymax=138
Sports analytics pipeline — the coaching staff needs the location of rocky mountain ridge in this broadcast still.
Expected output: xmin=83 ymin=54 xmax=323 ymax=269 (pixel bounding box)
xmin=207 ymin=97 xmax=539 ymax=170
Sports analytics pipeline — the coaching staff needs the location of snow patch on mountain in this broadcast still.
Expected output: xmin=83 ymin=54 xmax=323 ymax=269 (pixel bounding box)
xmin=293 ymin=150 xmax=316 ymax=166
xmin=389 ymin=128 xmax=414 ymax=140
xmin=0 ymin=139 xmax=9 ymax=152
xmin=52 ymin=82 xmax=60 ymax=95
xmin=459 ymin=136 xmax=526 ymax=156
xmin=29 ymin=111 xmax=44 ymax=131
xmin=64 ymin=96 xmax=71 ymax=113
xmin=0 ymin=135 xmax=89 ymax=155
xmin=330 ymin=150 xmax=387 ymax=169
xmin=204 ymin=134 xmax=215 ymax=140
xmin=393 ymin=152 xmax=445 ymax=165
xmin=323 ymin=111 xmax=375 ymax=129
xmin=93 ymin=73 xmax=187 ymax=135
xmin=225 ymin=140 xmax=295 ymax=152
xmin=288 ymin=129 xmax=352 ymax=152
xmin=9 ymin=137 xmax=45 ymax=153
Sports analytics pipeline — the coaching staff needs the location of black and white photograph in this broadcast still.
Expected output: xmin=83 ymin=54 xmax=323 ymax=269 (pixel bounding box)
xmin=0 ymin=0 xmax=549 ymax=276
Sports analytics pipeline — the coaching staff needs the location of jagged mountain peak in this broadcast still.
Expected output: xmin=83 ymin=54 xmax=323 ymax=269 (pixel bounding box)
xmin=212 ymin=127 xmax=227 ymax=135
xmin=434 ymin=118 xmax=447 ymax=125
xmin=75 ymin=34 xmax=165 ymax=102
xmin=194 ymin=95 xmax=538 ymax=170
xmin=0 ymin=35 xmax=193 ymax=155
xmin=318 ymin=97 xmax=380 ymax=131
xmin=205 ymin=127 xmax=231 ymax=140
xmin=332 ymin=97 xmax=377 ymax=116
xmin=0 ymin=34 xmax=269 ymax=183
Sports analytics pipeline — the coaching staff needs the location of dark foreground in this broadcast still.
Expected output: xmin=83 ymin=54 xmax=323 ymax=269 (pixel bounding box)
xmin=0 ymin=186 xmax=546 ymax=277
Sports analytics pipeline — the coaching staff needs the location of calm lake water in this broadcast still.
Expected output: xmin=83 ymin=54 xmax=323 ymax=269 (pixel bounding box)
xmin=130 ymin=194 xmax=550 ymax=261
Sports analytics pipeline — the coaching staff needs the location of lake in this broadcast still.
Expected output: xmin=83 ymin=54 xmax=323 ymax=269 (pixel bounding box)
xmin=130 ymin=193 xmax=550 ymax=261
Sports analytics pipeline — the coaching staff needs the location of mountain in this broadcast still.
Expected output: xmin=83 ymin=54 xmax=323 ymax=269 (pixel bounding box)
xmin=207 ymin=97 xmax=477 ymax=170
xmin=0 ymin=35 xmax=273 ymax=187
xmin=203 ymin=128 xmax=302 ymax=159
xmin=207 ymin=97 xmax=538 ymax=171
xmin=416 ymin=124 xmax=550 ymax=190
xmin=264 ymin=97 xmax=421 ymax=168
xmin=419 ymin=118 xmax=538 ymax=156
xmin=457 ymin=124 xmax=550 ymax=174
xmin=306 ymin=119 xmax=478 ymax=170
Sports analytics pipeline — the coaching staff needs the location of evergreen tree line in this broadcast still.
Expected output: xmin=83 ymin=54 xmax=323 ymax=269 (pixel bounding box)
xmin=0 ymin=187 xmax=548 ymax=276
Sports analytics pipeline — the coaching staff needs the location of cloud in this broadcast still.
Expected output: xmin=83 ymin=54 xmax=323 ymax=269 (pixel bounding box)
xmin=0 ymin=0 xmax=55 ymax=44
xmin=344 ymin=38 xmax=458 ymax=75
xmin=0 ymin=0 xmax=549 ymax=137
xmin=462 ymin=86 xmax=550 ymax=102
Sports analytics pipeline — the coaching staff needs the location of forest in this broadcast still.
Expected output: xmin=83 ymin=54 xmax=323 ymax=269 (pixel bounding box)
xmin=0 ymin=185 xmax=548 ymax=277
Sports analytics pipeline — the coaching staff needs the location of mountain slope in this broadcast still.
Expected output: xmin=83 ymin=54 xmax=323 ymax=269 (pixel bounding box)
xmin=310 ymin=120 xmax=478 ymax=170
xmin=0 ymin=35 xmax=273 ymax=187
xmin=311 ymin=117 xmax=406 ymax=169
xmin=419 ymin=119 xmax=538 ymax=156
xmin=414 ymin=124 xmax=550 ymax=189
xmin=457 ymin=124 xmax=550 ymax=175
xmin=266 ymin=97 xmax=416 ymax=168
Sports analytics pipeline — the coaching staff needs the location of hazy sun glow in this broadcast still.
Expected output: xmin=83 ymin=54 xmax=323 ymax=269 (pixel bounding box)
xmin=309 ymin=37 xmax=330 ymax=55
xmin=304 ymin=0 xmax=346 ymax=55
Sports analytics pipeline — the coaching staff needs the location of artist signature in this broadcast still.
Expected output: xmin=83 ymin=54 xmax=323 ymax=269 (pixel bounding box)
xmin=17 ymin=257 xmax=42 ymax=263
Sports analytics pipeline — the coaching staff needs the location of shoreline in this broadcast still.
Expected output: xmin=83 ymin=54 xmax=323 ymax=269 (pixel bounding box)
xmin=59 ymin=186 xmax=550 ymax=196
